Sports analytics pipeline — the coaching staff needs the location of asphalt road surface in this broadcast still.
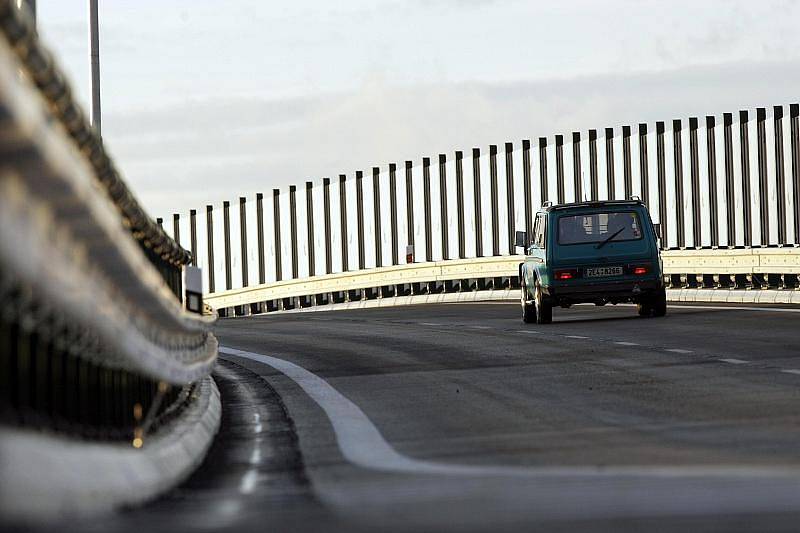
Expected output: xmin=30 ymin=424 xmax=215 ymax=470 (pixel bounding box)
xmin=94 ymin=302 xmax=800 ymax=532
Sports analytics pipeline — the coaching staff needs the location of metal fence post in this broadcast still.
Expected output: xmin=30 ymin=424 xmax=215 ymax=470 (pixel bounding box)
xmin=739 ymin=111 xmax=753 ymax=247
xmin=422 ymin=158 xmax=432 ymax=262
xmin=605 ymin=128 xmax=616 ymax=200
xmin=774 ymin=106 xmax=787 ymax=246
xmin=206 ymin=205 xmax=215 ymax=292
xmin=223 ymin=201 xmax=232 ymax=290
xmin=505 ymin=142 xmax=516 ymax=254
xmin=404 ymin=162 xmax=414 ymax=259
xmin=339 ymin=175 xmax=349 ymax=271
xmin=256 ymin=193 xmax=266 ymax=283
xmin=723 ymin=113 xmax=736 ymax=246
xmin=189 ymin=209 xmax=197 ymax=266
xmin=305 ymin=182 xmax=315 ymax=277
xmin=672 ymin=120 xmax=686 ymax=248
xmin=638 ymin=124 xmax=649 ymax=207
xmin=756 ymin=108 xmax=770 ymax=246
xmin=589 ymin=130 xmax=599 ymax=201
xmin=389 ymin=164 xmax=399 ymax=265
xmin=355 ymin=172 xmax=365 ymax=269
xmin=472 ymin=148 xmax=483 ymax=257
xmin=623 ymin=126 xmax=633 ymax=200
xmin=489 ymin=145 xmax=499 ymax=256
xmin=572 ymin=132 xmax=582 ymax=203
xmin=438 ymin=154 xmax=449 ymax=260
xmin=289 ymin=185 xmax=298 ymax=278
xmin=538 ymin=138 xmax=548 ymax=204
xmin=522 ymin=140 xmax=533 ymax=238
xmin=273 ymin=189 xmax=283 ymax=281
xmin=705 ymin=116 xmax=719 ymax=248
xmin=239 ymin=197 xmax=249 ymax=287
xmin=372 ymin=167 xmax=383 ymax=267
xmin=172 ymin=214 xmax=180 ymax=245
xmin=555 ymin=135 xmax=565 ymax=204
xmin=689 ymin=118 xmax=701 ymax=247
xmin=656 ymin=121 xmax=668 ymax=248
xmin=791 ymin=103 xmax=800 ymax=246
xmin=322 ymin=179 xmax=333 ymax=273
xmin=455 ymin=151 xmax=466 ymax=259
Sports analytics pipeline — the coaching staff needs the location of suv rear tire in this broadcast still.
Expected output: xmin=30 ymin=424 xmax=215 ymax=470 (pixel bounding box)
xmin=534 ymin=281 xmax=553 ymax=324
xmin=652 ymin=287 xmax=667 ymax=317
xmin=521 ymin=280 xmax=536 ymax=323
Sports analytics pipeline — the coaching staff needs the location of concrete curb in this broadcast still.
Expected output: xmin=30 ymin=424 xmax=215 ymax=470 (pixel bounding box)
xmin=0 ymin=376 xmax=221 ymax=524
xmin=220 ymin=288 xmax=800 ymax=318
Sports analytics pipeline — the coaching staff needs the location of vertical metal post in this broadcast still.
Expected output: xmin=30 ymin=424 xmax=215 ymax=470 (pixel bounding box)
xmin=791 ymin=104 xmax=800 ymax=245
xmin=322 ymin=179 xmax=333 ymax=273
xmin=404 ymin=162 xmax=414 ymax=257
xmin=605 ymin=128 xmax=616 ymax=200
xmin=239 ymin=197 xmax=249 ymax=287
xmin=706 ymin=117 xmax=719 ymax=248
xmin=572 ymin=132 xmax=582 ymax=203
xmin=740 ymin=111 xmax=753 ymax=247
xmin=355 ymin=172 xmax=365 ymax=269
xmin=289 ymin=185 xmax=298 ymax=278
xmin=638 ymin=124 xmax=649 ymax=206
xmin=338 ymin=175 xmax=349 ymax=271
xmin=439 ymin=155 xmax=449 ymax=260
xmin=656 ymin=122 xmax=668 ymax=248
xmin=756 ymin=108 xmax=770 ymax=245
xmin=723 ymin=113 xmax=736 ymax=246
xmin=504 ymin=142 xmax=515 ymax=254
xmin=774 ymin=106 xmax=787 ymax=246
xmin=189 ymin=209 xmax=197 ymax=266
xmin=455 ymin=151 xmax=466 ymax=259
xmin=156 ymin=217 xmax=163 ymax=228
xmin=272 ymin=189 xmax=283 ymax=281
xmin=305 ymin=182 xmax=315 ymax=277
xmin=472 ymin=149 xmax=483 ymax=257
xmin=539 ymin=138 xmax=549 ymax=205
xmin=372 ymin=167 xmax=383 ymax=267
xmin=689 ymin=118 xmax=701 ymax=247
xmin=223 ymin=201 xmax=232 ymax=290
xmin=672 ymin=120 xmax=686 ymax=248
xmin=489 ymin=145 xmax=500 ymax=256
xmin=589 ymin=130 xmax=599 ymax=201
xmin=172 ymin=214 xmax=180 ymax=245
xmin=256 ymin=193 xmax=266 ymax=283
xmin=522 ymin=140 xmax=533 ymax=239
xmin=389 ymin=164 xmax=399 ymax=265
xmin=555 ymin=135 xmax=565 ymax=204
xmin=623 ymin=126 xmax=633 ymax=200
xmin=206 ymin=205 xmax=215 ymax=292
xmin=88 ymin=0 xmax=101 ymax=135
xmin=422 ymin=158 xmax=433 ymax=262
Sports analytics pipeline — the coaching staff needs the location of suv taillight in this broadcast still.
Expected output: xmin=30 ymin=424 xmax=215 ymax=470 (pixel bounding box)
xmin=554 ymin=269 xmax=580 ymax=280
xmin=629 ymin=264 xmax=650 ymax=275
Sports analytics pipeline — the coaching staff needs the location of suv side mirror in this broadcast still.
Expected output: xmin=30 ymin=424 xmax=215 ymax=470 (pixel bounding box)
xmin=515 ymin=231 xmax=528 ymax=250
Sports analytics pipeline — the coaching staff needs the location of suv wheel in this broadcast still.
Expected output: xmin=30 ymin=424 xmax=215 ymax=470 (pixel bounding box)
xmin=534 ymin=281 xmax=553 ymax=324
xmin=652 ymin=287 xmax=667 ymax=317
xmin=521 ymin=279 xmax=536 ymax=323
xmin=637 ymin=299 xmax=653 ymax=317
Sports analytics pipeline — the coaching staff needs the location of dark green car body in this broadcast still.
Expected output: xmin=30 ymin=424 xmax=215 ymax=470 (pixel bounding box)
xmin=519 ymin=200 xmax=666 ymax=324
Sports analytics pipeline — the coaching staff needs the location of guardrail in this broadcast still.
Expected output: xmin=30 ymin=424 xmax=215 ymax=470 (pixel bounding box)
xmin=0 ymin=1 xmax=216 ymax=450
xmin=206 ymin=248 xmax=800 ymax=315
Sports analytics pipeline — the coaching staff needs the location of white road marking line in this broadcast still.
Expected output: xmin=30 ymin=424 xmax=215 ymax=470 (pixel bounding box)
xmin=565 ymin=335 xmax=590 ymax=339
xmin=665 ymin=348 xmax=694 ymax=354
xmin=780 ymin=369 xmax=800 ymax=376
xmin=420 ymin=322 xmax=443 ymax=327
xmin=239 ymin=469 xmax=258 ymax=495
xmin=469 ymin=325 xmax=492 ymax=329
xmin=718 ymin=358 xmax=749 ymax=365
xmin=219 ymin=345 xmax=800 ymax=480
xmin=614 ymin=341 xmax=640 ymax=346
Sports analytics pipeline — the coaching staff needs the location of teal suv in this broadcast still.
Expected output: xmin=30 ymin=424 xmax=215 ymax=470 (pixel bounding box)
xmin=519 ymin=199 xmax=666 ymax=324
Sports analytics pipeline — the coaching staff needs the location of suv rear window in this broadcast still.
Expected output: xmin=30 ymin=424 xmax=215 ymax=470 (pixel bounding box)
xmin=557 ymin=211 xmax=643 ymax=245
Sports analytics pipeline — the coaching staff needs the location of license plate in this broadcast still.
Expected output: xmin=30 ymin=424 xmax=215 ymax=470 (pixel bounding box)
xmin=586 ymin=266 xmax=623 ymax=277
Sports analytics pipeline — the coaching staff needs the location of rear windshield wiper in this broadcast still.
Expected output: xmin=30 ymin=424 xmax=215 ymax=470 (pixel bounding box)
xmin=595 ymin=227 xmax=625 ymax=249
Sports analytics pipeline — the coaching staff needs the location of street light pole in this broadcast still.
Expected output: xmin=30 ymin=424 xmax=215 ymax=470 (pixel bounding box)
xmin=89 ymin=0 xmax=101 ymax=135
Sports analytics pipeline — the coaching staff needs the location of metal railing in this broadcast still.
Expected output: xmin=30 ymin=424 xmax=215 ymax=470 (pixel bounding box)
xmin=0 ymin=1 xmax=216 ymax=443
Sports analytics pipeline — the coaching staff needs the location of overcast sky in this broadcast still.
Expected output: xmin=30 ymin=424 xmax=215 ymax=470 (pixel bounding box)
xmin=36 ymin=0 xmax=800 ymax=217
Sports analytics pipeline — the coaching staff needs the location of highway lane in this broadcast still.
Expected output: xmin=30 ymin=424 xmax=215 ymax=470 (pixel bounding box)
xmin=85 ymin=302 xmax=800 ymax=532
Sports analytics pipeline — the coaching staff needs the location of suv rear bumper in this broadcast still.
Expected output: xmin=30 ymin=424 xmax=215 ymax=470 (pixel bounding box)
xmin=545 ymin=278 xmax=663 ymax=303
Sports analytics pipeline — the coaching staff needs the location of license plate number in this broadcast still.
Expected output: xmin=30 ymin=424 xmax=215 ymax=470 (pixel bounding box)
xmin=586 ymin=266 xmax=623 ymax=277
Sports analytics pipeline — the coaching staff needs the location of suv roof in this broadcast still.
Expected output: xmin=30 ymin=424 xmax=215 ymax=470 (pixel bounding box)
xmin=540 ymin=199 xmax=645 ymax=213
